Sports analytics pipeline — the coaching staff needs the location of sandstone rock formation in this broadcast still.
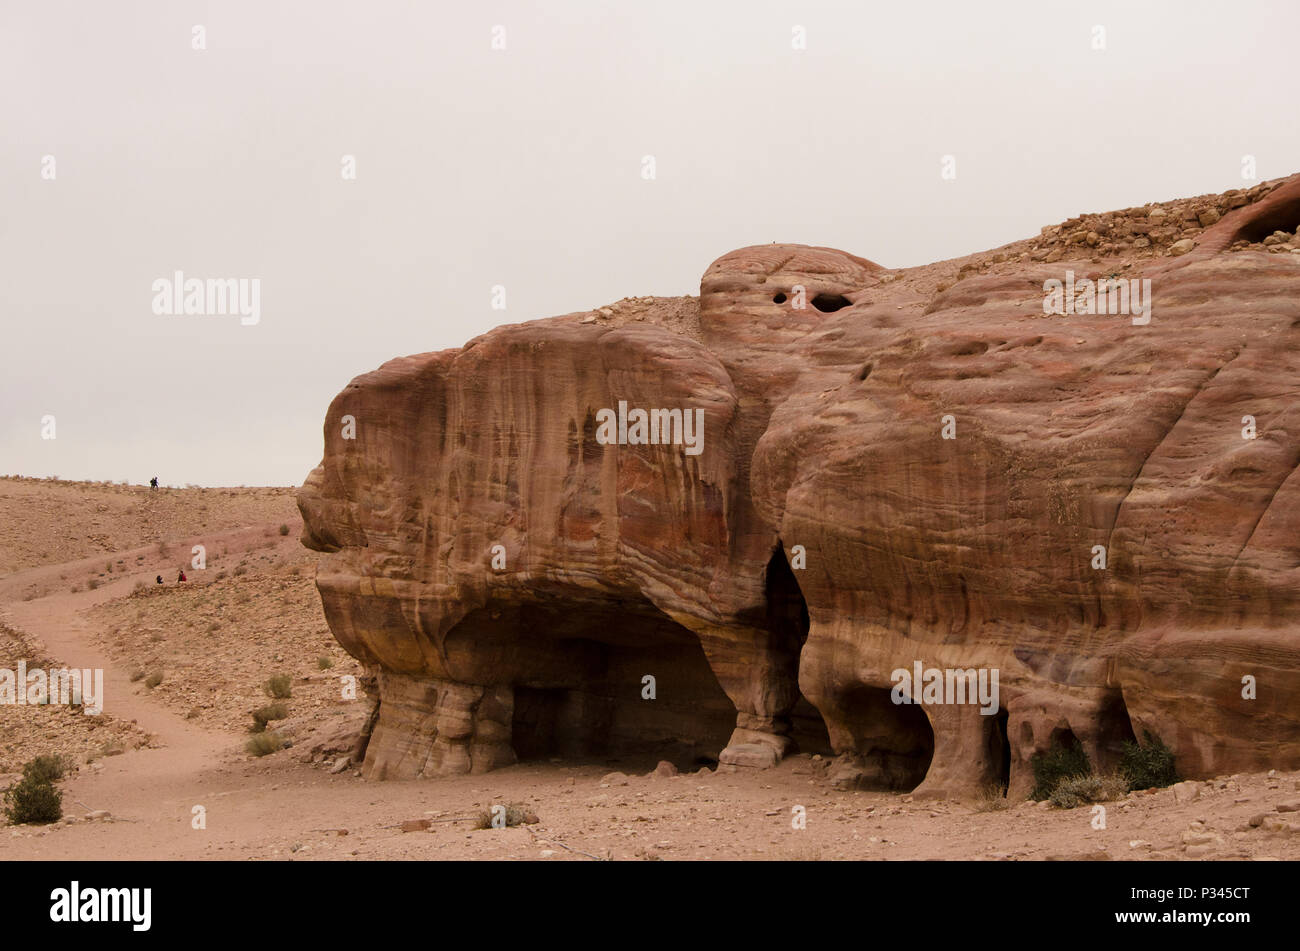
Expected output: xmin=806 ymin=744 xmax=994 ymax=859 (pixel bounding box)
xmin=299 ymin=174 xmax=1300 ymax=799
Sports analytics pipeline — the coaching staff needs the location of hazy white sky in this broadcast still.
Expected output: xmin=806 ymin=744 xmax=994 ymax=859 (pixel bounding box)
xmin=3 ymin=1 xmax=1297 ymax=486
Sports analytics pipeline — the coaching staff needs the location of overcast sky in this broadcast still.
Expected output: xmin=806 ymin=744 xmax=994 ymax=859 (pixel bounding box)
xmin=3 ymin=1 xmax=1297 ymax=486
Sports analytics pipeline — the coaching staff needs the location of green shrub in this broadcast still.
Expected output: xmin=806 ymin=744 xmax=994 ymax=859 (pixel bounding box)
xmin=250 ymin=703 xmax=288 ymax=732
xmin=1120 ymin=731 xmax=1180 ymax=791
xmin=264 ymin=674 xmax=292 ymax=699
xmin=1029 ymin=736 xmax=1091 ymax=800
xmin=22 ymin=754 xmax=68 ymax=785
xmin=317 ymin=656 xmax=333 ymax=670
xmin=245 ymin=732 xmax=284 ymax=757
xmin=3 ymin=776 xmax=63 ymax=825
xmin=278 ymin=524 xmax=290 ymax=536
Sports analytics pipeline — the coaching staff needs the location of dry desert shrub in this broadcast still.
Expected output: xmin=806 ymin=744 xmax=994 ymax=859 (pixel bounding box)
xmin=1049 ymin=772 xmax=1129 ymax=809
xmin=245 ymin=732 xmax=284 ymax=757
xmin=975 ymin=781 xmax=1011 ymax=812
xmin=473 ymin=803 xmax=539 ymax=829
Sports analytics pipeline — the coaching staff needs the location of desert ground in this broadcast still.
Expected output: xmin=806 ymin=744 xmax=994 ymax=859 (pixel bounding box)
xmin=0 ymin=475 xmax=1297 ymax=861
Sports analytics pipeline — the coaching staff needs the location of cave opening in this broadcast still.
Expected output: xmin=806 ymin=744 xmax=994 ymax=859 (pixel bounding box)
xmin=1230 ymin=192 xmax=1300 ymax=244
xmin=810 ymin=293 xmax=852 ymax=313
xmin=1096 ymin=689 xmax=1139 ymax=772
xmin=986 ymin=708 xmax=1011 ymax=792
xmin=1048 ymin=726 xmax=1079 ymax=752
xmin=444 ymin=596 xmax=736 ymax=773
xmin=837 ymin=684 xmax=935 ymax=791
xmin=765 ymin=544 xmax=833 ymax=756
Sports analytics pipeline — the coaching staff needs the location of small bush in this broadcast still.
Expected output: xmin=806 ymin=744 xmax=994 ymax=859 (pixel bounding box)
xmin=144 ymin=670 xmax=163 ymax=689
xmin=22 ymin=754 xmax=68 ymax=785
xmin=317 ymin=656 xmax=333 ymax=670
xmin=473 ymin=803 xmax=539 ymax=829
xmin=250 ymin=703 xmax=288 ymax=732
xmin=974 ymin=780 xmax=1010 ymax=812
xmin=1120 ymin=731 xmax=1180 ymax=791
xmin=265 ymin=674 xmax=292 ymax=699
xmin=87 ymin=579 xmax=99 ymax=591
xmin=245 ymin=732 xmax=284 ymax=757
xmin=1048 ymin=772 xmax=1130 ymax=809
xmin=3 ymin=776 xmax=62 ymax=825
xmin=278 ymin=524 xmax=290 ymax=536
xmin=1029 ymin=736 xmax=1091 ymax=800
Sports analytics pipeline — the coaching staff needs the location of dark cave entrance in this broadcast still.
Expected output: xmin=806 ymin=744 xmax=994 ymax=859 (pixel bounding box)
xmin=986 ymin=708 xmax=1011 ymax=792
xmin=1049 ymin=726 xmax=1080 ymax=752
xmin=765 ymin=544 xmax=833 ymax=756
xmin=1230 ymin=191 xmax=1300 ymax=244
xmin=445 ymin=595 xmax=736 ymax=773
xmin=1096 ymin=689 xmax=1139 ymax=771
xmin=838 ymin=684 xmax=935 ymax=791
xmin=810 ymin=292 xmax=852 ymax=313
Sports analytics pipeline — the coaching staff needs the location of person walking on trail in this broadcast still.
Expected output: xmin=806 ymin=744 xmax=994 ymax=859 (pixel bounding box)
xmin=177 ymin=569 xmax=187 ymax=583
xmin=150 ymin=476 xmax=158 ymax=489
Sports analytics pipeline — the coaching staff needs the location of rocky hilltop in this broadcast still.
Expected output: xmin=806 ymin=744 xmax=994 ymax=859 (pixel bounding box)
xmin=299 ymin=175 xmax=1300 ymax=799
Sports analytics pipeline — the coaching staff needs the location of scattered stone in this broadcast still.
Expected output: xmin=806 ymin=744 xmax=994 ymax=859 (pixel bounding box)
xmin=1169 ymin=238 xmax=1195 ymax=256
xmin=1275 ymin=800 xmax=1300 ymax=813
xmin=600 ymin=771 xmax=629 ymax=787
xmin=400 ymin=819 xmax=431 ymax=833
xmin=718 ymin=744 xmax=778 ymax=770
xmin=1172 ymin=781 xmax=1201 ymax=803
xmin=650 ymin=760 xmax=678 ymax=778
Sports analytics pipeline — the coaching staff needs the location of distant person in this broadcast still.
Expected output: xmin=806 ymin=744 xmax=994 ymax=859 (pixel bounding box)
xmin=156 ymin=575 xmax=163 ymax=585
xmin=150 ymin=476 xmax=158 ymax=489
xmin=177 ymin=569 xmax=187 ymax=583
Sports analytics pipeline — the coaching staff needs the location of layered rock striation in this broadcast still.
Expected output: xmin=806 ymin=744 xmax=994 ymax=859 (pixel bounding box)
xmin=300 ymin=175 xmax=1300 ymax=798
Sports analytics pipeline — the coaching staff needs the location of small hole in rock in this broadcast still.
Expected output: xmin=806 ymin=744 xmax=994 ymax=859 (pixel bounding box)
xmin=773 ymin=293 xmax=787 ymax=304
xmin=857 ymin=363 xmax=872 ymax=381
